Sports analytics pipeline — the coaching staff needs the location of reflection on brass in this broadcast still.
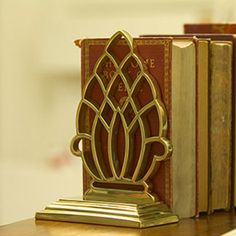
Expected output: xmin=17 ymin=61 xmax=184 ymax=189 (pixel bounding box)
xmin=36 ymin=31 xmax=179 ymax=228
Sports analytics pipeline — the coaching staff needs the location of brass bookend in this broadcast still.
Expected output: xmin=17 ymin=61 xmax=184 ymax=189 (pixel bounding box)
xmin=36 ymin=31 xmax=179 ymax=228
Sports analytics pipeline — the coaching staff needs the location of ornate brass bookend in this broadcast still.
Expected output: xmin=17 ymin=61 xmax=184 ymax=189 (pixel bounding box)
xmin=36 ymin=31 xmax=179 ymax=228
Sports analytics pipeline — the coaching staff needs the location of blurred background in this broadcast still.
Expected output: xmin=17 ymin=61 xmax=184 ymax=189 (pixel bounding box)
xmin=0 ymin=0 xmax=235 ymax=226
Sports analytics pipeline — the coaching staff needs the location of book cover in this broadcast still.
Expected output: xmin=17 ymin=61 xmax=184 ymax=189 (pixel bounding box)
xmin=77 ymin=38 xmax=173 ymax=207
xmin=195 ymin=39 xmax=209 ymax=214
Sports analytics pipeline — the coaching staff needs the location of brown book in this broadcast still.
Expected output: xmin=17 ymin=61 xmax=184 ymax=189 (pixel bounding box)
xmin=196 ymin=39 xmax=210 ymax=214
xmin=75 ymin=37 xmax=197 ymax=218
xmin=184 ymin=23 xmax=236 ymax=34
xmin=209 ymin=41 xmax=233 ymax=211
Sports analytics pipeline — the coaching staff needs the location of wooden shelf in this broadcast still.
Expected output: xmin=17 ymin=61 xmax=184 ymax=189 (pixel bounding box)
xmin=1 ymin=211 xmax=236 ymax=236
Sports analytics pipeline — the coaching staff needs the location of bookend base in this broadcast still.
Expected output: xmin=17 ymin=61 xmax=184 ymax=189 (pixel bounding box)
xmin=35 ymin=198 xmax=179 ymax=228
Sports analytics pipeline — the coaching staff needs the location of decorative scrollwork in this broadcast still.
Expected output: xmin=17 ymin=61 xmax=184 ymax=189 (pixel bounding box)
xmin=71 ymin=30 xmax=172 ymax=189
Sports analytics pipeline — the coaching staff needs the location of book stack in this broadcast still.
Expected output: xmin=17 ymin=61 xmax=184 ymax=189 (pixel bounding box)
xmin=184 ymin=23 xmax=236 ymax=216
xmin=75 ymin=23 xmax=235 ymax=219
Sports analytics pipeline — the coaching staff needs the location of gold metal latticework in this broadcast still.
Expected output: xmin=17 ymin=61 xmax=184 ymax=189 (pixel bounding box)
xmin=36 ymin=31 xmax=179 ymax=228
xmin=71 ymin=31 xmax=172 ymax=203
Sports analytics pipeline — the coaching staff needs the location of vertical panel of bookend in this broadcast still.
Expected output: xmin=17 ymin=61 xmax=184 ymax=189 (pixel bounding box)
xmin=78 ymin=38 xmax=173 ymax=208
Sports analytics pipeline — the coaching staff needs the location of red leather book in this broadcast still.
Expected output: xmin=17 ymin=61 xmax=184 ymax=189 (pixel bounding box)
xmin=76 ymin=37 xmax=173 ymax=207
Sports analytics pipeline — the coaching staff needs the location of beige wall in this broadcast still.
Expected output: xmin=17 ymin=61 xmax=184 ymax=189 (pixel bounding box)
xmin=0 ymin=0 xmax=218 ymax=225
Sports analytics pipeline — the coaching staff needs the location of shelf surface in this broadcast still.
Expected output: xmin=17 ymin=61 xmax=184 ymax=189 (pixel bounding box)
xmin=0 ymin=211 xmax=236 ymax=236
